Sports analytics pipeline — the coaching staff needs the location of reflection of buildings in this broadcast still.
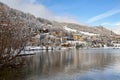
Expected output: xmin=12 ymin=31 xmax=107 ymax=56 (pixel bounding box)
xmin=26 ymin=49 xmax=115 ymax=75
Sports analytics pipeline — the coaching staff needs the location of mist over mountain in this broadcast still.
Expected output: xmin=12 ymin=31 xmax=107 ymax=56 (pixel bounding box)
xmin=0 ymin=2 xmax=118 ymax=37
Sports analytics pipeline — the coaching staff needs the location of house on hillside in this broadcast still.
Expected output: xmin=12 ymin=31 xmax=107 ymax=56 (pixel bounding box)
xmin=64 ymin=33 xmax=86 ymax=48
xmin=73 ymin=34 xmax=83 ymax=41
xmin=111 ymin=41 xmax=120 ymax=48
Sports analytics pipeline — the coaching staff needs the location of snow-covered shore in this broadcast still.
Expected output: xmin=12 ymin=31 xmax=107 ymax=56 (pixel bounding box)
xmin=24 ymin=46 xmax=67 ymax=50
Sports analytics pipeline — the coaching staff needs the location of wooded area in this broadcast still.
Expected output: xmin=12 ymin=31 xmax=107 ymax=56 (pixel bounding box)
xmin=0 ymin=11 xmax=30 ymax=68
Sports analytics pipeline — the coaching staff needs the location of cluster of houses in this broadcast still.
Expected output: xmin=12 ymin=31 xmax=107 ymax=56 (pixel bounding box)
xmin=26 ymin=26 xmax=120 ymax=50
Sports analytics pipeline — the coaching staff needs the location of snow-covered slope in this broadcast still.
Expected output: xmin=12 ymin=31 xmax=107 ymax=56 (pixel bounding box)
xmin=64 ymin=26 xmax=99 ymax=36
xmin=79 ymin=31 xmax=99 ymax=36
xmin=0 ymin=2 xmax=117 ymax=37
xmin=64 ymin=26 xmax=77 ymax=32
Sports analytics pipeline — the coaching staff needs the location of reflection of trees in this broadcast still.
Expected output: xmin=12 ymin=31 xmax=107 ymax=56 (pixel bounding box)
xmin=26 ymin=50 xmax=116 ymax=75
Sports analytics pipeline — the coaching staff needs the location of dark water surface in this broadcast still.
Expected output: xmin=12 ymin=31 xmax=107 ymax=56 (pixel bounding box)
xmin=1 ymin=49 xmax=120 ymax=80
xmin=24 ymin=49 xmax=120 ymax=80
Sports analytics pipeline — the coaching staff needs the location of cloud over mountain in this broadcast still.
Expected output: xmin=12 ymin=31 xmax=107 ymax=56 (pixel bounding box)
xmin=0 ymin=0 xmax=80 ymax=24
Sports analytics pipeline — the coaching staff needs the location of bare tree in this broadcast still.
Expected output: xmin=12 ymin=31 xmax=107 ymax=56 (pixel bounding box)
xmin=0 ymin=11 xmax=30 ymax=68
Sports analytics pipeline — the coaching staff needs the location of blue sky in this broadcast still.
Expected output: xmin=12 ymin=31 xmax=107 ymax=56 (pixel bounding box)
xmin=35 ymin=0 xmax=120 ymax=25
xmin=0 ymin=0 xmax=120 ymax=34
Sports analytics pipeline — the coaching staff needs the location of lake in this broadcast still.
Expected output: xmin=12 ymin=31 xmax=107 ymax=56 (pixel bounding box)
xmin=24 ymin=48 xmax=120 ymax=80
xmin=1 ymin=48 xmax=120 ymax=80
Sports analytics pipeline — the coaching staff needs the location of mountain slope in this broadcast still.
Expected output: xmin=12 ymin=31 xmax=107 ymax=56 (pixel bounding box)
xmin=0 ymin=2 xmax=117 ymax=37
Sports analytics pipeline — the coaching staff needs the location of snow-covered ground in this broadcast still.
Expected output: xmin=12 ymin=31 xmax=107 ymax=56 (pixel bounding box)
xmin=79 ymin=31 xmax=99 ymax=36
xmin=64 ymin=26 xmax=77 ymax=32
xmin=19 ymin=46 xmax=74 ymax=55
xmin=24 ymin=46 xmax=69 ymax=51
xmin=64 ymin=25 xmax=99 ymax=36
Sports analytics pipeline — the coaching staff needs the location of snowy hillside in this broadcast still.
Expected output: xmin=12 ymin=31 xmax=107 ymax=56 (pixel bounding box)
xmin=64 ymin=26 xmax=99 ymax=36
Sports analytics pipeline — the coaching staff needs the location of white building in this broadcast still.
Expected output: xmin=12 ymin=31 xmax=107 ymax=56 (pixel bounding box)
xmin=111 ymin=41 xmax=120 ymax=48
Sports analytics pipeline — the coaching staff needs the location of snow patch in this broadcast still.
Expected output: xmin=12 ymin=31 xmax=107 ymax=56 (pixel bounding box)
xmin=79 ymin=31 xmax=99 ymax=36
xmin=64 ymin=25 xmax=99 ymax=36
xmin=64 ymin=26 xmax=77 ymax=32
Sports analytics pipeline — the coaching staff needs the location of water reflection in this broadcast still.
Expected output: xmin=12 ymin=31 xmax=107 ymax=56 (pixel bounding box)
xmin=25 ymin=49 xmax=120 ymax=80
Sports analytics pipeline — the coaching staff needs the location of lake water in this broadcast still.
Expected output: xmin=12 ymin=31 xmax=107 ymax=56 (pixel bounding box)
xmin=22 ymin=48 xmax=120 ymax=80
xmin=1 ymin=49 xmax=120 ymax=80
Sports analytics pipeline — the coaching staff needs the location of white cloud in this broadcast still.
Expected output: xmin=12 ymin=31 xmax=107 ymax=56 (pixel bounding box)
xmin=53 ymin=16 xmax=80 ymax=24
xmin=101 ymin=22 xmax=113 ymax=26
xmin=0 ymin=0 xmax=81 ymax=24
xmin=101 ymin=22 xmax=120 ymax=34
xmin=87 ymin=9 xmax=120 ymax=23
xmin=112 ymin=22 xmax=120 ymax=35
xmin=0 ymin=0 xmax=52 ymax=18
